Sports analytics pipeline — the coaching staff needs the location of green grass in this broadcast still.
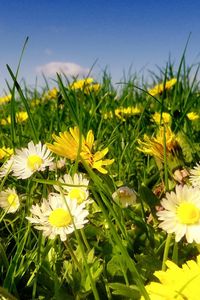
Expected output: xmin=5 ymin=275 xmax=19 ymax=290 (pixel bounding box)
xmin=0 ymin=52 xmax=200 ymax=300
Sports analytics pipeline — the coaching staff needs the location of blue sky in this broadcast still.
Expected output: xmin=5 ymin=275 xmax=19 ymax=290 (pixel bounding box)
xmin=1 ymin=0 xmax=200 ymax=93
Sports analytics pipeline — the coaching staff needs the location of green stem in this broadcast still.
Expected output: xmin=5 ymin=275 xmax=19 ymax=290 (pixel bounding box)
xmin=162 ymin=233 xmax=172 ymax=271
xmin=64 ymin=240 xmax=82 ymax=273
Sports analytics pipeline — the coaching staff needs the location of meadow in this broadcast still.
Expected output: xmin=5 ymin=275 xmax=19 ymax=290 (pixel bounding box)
xmin=0 ymin=51 xmax=200 ymax=300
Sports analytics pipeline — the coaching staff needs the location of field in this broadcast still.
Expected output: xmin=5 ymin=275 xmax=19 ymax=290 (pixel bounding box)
xmin=1 ymin=53 xmax=200 ymax=300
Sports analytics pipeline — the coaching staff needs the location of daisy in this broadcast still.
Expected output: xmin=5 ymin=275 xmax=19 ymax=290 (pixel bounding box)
xmin=26 ymin=193 xmax=89 ymax=241
xmin=12 ymin=141 xmax=54 ymax=179
xmin=189 ymin=162 xmax=200 ymax=188
xmin=157 ymin=185 xmax=200 ymax=243
xmin=54 ymin=173 xmax=90 ymax=204
xmin=112 ymin=186 xmax=137 ymax=207
xmin=0 ymin=156 xmax=14 ymax=178
xmin=0 ymin=187 xmax=20 ymax=213
xmin=47 ymin=126 xmax=114 ymax=174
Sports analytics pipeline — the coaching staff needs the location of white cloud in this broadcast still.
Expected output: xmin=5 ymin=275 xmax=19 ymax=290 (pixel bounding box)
xmin=36 ymin=61 xmax=89 ymax=77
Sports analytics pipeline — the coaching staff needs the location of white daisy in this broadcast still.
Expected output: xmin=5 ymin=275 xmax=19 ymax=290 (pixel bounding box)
xmin=26 ymin=193 xmax=89 ymax=241
xmin=12 ymin=141 xmax=54 ymax=179
xmin=54 ymin=173 xmax=90 ymax=204
xmin=0 ymin=187 xmax=20 ymax=213
xmin=157 ymin=184 xmax=200 ymax=243
xmin=0 ymin=156 xmax=14 ymax=178
xmin=112 ymin=186 xmax=137 ymax=207
xmin=189 ymin=162 xmax=200 ymax=188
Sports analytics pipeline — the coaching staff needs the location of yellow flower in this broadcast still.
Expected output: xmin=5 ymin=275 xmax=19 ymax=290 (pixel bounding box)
xmin=187 ymin=112 xmax=199 ymax=121
xmin=141 ymin=255 xmax=200 ymax=300
xmin=70 ymin=78 xmax=100 ymax=93
xmin=0 ymin=147 xmax=13 ymax=159
xmin=43 ymin=87 xmax=58 ymax=101
xmin=1 ymin=112 xmax=28 ymax=125
xmin=114 ymin=106 xmax=141 ymax=121
xmin=0 ymin=93 xmax=12 ymax=105
xmin=148 ymin=78 xmax=177 ymax=96
xmin=137 ymin=126 xmax=179 ymax=161
xmin=152 ymin=112 xmax=171 ymax=124
xmin=47 ymin=126 xmax=114 ymax=174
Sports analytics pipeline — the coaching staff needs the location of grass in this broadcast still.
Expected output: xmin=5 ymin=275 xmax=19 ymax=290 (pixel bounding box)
xmin=0 ymin=52 xmax=200 ymax=300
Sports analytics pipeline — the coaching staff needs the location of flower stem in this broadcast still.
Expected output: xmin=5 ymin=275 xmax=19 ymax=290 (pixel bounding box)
xmin=162 ymin=233 xmax=172 ymax=271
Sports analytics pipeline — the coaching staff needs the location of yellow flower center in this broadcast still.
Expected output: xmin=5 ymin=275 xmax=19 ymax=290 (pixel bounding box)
xmin=177 ymin=202 xmax=200 ymax=224
xmin=7 ymin=193 xmax=18 ymax=208
xmin=48 ymin=208 xmax=71 ymax=227
xmin=27 ymin=155 xmax=43 ymax=171
xmin=68 ymin=188 xmax=86 ymax=204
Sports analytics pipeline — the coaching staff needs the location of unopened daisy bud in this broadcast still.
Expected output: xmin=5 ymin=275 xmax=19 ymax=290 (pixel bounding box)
xmin=112 ymin=186 xmax=137 ymax=207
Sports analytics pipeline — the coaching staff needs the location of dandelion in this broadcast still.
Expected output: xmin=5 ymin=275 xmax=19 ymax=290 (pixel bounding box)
xmin=47 ymin=126 xmax=114 ymax=174
xmin=141 ymin=255 xmax=200 ymax=300
xmin=137 ymin=126 xmax=179 ymax=162
xmin=70 ymin=78 xmax=100 ymax=93
xmin=148 ymin=78 xmax=177 ymax=96
xmin=112 ymin=186 xmax=137 ymax=207
xmin=54 ymin=173 xmax=90 ymax=204
xmin=187 ymin=112 xmax=199 ymax=121
xmin=0 ymin=188 xmax=20 ymax=213
xmin=26 ymin=193 xmax=89 ymax=241
xmin=0 ymin=147 xmax=13 ymax=160
xmin=152 ymin=112 xmax=171 ymax=124
xmin=157 ymin=184 xmax=200 ymax=243
xmin=12 ymin=141 xmax=53 ymax=179
xmin=0 ymin=93 xmax=11 ymax=105
xmin=1 ymin=112 xmax=28 ymax=125
xmin=114 ymin=106 xmax=141 ymax=121
xmin=43 ymin=87 xmax=58 ymax=101
xmin=189 ymin=162 xmax=200 ymax=188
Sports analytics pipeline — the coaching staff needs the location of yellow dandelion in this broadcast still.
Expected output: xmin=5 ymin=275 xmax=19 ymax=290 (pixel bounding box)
xmin=137 ymin=126 xmax=179 ymax=161
xmin=1 ymin=111 xmax=28 ymax=125
xmin=187 ymin=112 xmax=199 ymax=121
xmin=141 ymin=255 xmax=200 ymax=300
xmin=70 ymin=78 xmax=100 ymax=93
xmin=114 ymin=106 xmax=141 ymax=121
xmin=0 ymin=93 xmax=12 ymax=105
xmin=148 ymin=78 xmax=177 ymax=96
xmin=43 ymin=87 xmax=58 ymax=101
xmin=0 ymin=147 xmax=13 ymax=160
xmin=47 ymin=126 xmax=114 ymax=174
xmin=152 ymin=112 xmax=171 ymax=124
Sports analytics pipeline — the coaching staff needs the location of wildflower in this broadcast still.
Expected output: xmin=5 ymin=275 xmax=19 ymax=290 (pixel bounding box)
xmin=152 ymin=112 xmax=171 ymax=124
xmin=26 ymin=193 xmax=89 ymax=241
xmin=0 ymin=157 xmax=14 ymax=178
xmin=49 ymin=158 xmax=66 ymax=171
xmin=112 ymin=186 xmax=137 ymax=207
xmin=12 ymin=141 xmax=53 ymax=179
xmin=0 ymin=188 xmax=20 ymax=213
xmin=187 ymin=112 xmax=199 ymax=121
xmin=47 ymin=126 xmax=114 ymax=174
xmin=70 ymin=78 xmax=100 ymax=93
xmin=43 ymin=87 xmax=58 ymax=101
xmin=1 ymin=112 xmax=28 ymax=125
xmin=0 ymin=147 xmax=13 ymax=160
xmin=0 ymin=93 xmax=11 ymax=105
xmin=157 ymin=184 xmax=200 ymax=243
xmin=141 ymin=255 xmax=200 ymax=300
xmin=54 ymin=173 xmax=90 ymax=204
xmin=148 ymin=78 xmax=177 ymax=96
xmin=102 ymin=111 xmax=114 ymax=120
xmin=189 ymin=162 xmax=200 ymax=188
xmin=137 ymin=126 xmax=180 ymax=162
xmin=114 ymin=106 xmax=141 ymax=121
